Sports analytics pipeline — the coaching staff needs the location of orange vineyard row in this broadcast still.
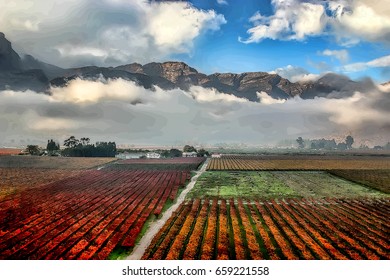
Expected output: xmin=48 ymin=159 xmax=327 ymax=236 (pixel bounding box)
xmin=143 ymin=198 xmax=390 ymax=260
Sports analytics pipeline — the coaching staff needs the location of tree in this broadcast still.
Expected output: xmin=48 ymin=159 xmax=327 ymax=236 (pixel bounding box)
xmin=337 ymin=142 xmax=347 ymax=150
xmin=197 ymin=148 xmax=210 ymax=157
xmin=64 ymin=136 xmax=79 ymax=148
xmin=80 ymin=137 xmax=90 ymax=146
xmin=46 ymin=139 xmax=59 ymax=151
xmin=183 ymin=145 xmax=197 ymax=153
xmin=345 ymin=135 xmax=354 ymax=149
xmin=324 ymin=139 xmax=337 ymax=150
xmin=26 ymin=145 xmax=40 ymax=155
xmin=296 ymin=137 xmax=305 ymax=149
xmin=169 ymin=149 xmax=182 ymax=158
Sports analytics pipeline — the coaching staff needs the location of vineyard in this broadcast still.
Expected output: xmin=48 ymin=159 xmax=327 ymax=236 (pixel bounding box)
xmin=0 ymin=168 xmax=84 ymax=199
xmin=0 ymin=169 xmax=191 ymax=259
xmin=329 ymin=169 xmax=390 ymax=194
xmin=207 ymin=156 xmax=390 ymax=171
xmin=143 ymin=198 xmax=390 ymax=260
xmin=0 ymin=152 xmax=389 ymax=260
xmin=118 ymin=158 xmax=205 ymax=165
xmin=108 ymin=157 xmax=205 ymax=171
xmin=0 ymin=156 xmax=116 ymax=169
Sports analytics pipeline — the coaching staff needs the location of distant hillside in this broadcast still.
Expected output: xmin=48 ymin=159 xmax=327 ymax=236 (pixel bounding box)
xmin=0 ymin=32 xmax=379 ymax=100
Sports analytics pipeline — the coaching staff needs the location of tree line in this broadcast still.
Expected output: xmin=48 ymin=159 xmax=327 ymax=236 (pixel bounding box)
xmin=25 ymin=137 xmax=116 ymax=157
xmin=24 ymin=140 xmax=209 ymax=158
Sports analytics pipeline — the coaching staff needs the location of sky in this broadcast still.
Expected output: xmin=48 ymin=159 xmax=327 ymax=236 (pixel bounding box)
xmin=1 ymin=0 xmax=389 ymax=82
xmin=0 ymin=0 xmax=389 ymax=147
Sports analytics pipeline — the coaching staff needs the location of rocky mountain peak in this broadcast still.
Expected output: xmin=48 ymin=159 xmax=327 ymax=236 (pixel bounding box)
xmin=0 ymin=33 xmax=22 ymax=72
xmin=143 ymin=61 xmax=198 ymax=84
xmin=115 ymin=63 xmax=144 ymax=74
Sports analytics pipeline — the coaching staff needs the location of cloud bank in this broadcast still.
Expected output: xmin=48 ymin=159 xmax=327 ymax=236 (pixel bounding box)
xmin=342 ymin=55 xmax=390 ymax=73
xmin=241 ymin=0 xmax=390 ymax=45
xmin=0 ymin=0 xmax=226 ymax=68
xmin=1 ymin=79 xmax=389 ymax=147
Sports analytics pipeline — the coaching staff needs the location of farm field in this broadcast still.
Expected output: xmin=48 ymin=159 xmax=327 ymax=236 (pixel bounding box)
xmin=0 ymin=169 xmax=191 ymax=259
xmin=207 ymin=155 xmax=390 ymax=170
xmin=0 ymin=156 xmax=116 ymax=169
xmin=0 ymin=168 xmax=85 ymax=199
xmin=142 ymin=198 xmax=390 ymax=260
xmin=0 ymin=149 xmax=22 ymax=156
xmin=188 ymin=171 xmax=389 ymax=199
xmin=107 ymin=157 xmax=205 ymax=171
xmin=329 ymin=169 xmax=390 ymax=194
xmin=1 ymin=153 xmax=388 ymax=260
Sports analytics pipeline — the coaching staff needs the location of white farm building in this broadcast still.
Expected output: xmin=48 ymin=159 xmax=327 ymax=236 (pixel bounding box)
xmin=146 ymin=152 xmax=161 ymax=159
xmin=182 ymin=152 xmax=197 ymax=157
xmin=116 ymin=152 xmax=145 ymax=159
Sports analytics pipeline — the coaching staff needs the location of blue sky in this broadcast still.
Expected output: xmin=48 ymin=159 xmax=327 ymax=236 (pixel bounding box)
xmin=172 ymin=0 xmax=390 ymax=83
xmin=1 ymin=0 xmax=389 ymax=83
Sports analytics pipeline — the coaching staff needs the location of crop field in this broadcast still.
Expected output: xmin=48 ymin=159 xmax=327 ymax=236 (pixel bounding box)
xmin=207 ymin=155 xmax=390 ymax=170
xmin=142 ymin=198 xmax=390 ymax=260
xmin=187 ymin=171 xmax=388 ymax=199
xmin=1 ymin=153 xmax=388 ymax=260
xmin=329 ymin=170 xmax=390 ymax=194
xmin=0 ymin=169 xmax=191 ymax=259
xmin=118 ymin=158 xmax=205 ymax=165
xmin=0 ymin=156 xmax=116 ymax=169
xmin=0 ymin=168 xmax=84 ymax=199
xmin=106 ymin=157 xmax=205 ymax=171
xmin=0 ymin=149 xmax=22 ymax=156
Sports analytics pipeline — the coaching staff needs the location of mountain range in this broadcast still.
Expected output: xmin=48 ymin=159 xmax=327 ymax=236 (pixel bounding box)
xmin=0 ymin=32 xmax=383 ymax=101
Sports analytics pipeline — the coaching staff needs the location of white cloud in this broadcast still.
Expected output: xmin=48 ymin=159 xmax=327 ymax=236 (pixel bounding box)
xmin=1 ymin=78 xmax=389 ymax=146
xmin=257 ymin=91 xmax=286 ymax=104
xmin=217 ymin=0 xmax=228 ymax=5
xmin=146 ymin=3 xmax=225 ymax=53
xmin=189 ymin=86 xmax=248 ymax=103
xmin=240 ymin=0 xmax=326 ymax=43
xmin=342 ymin=55 xmax=390 ymax=73
xmin=241 ymin=0 xmax=390 ymax=44
xmin=329 ymin=0 xmax=390 ymax=43
xmin=270 ymin=65 xmax=320 ymax=83
xmin=0 ymin=0 xmax=226 ymax=67
xmin=50 ymin=78 xmax=145 ymax=104
xmin=322 ymin=91 xmax=389 ymax=127
xmin=320 ymin=49 xmax=349 ymax=63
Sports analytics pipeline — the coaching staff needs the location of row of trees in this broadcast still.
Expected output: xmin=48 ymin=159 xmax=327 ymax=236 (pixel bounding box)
xmin=296 ymin=136 xmax=354 ymax=150
xmin=159 ymin=145 xmax=210 ymax=158
xmin=62 ymin=136 xmax=116 ymax=157
xmin=24 ymin=137 xmax=116 ymax=157
xmin=183 ymin=145 xmax=210 ymax=157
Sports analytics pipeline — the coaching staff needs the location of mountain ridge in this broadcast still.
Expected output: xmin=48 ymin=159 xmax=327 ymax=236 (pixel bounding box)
xmin=0 ymin=32 xmax=383 ymax=100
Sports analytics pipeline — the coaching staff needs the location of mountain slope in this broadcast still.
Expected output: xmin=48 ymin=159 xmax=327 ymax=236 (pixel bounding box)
xmin=0 ymin=32 xmax=378 ymax=100
xmin=0 ymin=33 xmax=49 ymax=92
xmin=0 ymin=32 xmax=22 ymax=72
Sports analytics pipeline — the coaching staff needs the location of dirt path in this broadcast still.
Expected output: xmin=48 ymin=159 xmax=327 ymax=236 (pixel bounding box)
xmin=126 ymin=158 xmax=209 ymax=260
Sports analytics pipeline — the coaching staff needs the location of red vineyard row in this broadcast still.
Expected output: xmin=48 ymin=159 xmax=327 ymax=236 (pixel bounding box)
xmin=0 ymin=170 xmax=191 ymax=260
xmin=107 ymin=157 xmax=205 ymax=171
xmin=143 ymin=198 xmax=390 ymax=260
xmin=118 ymin=157 xmax=205 ymax=165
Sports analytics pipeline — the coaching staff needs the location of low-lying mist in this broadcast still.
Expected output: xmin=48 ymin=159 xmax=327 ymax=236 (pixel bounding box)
xmin=1 ymin=78 xmax=389 ymax=147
